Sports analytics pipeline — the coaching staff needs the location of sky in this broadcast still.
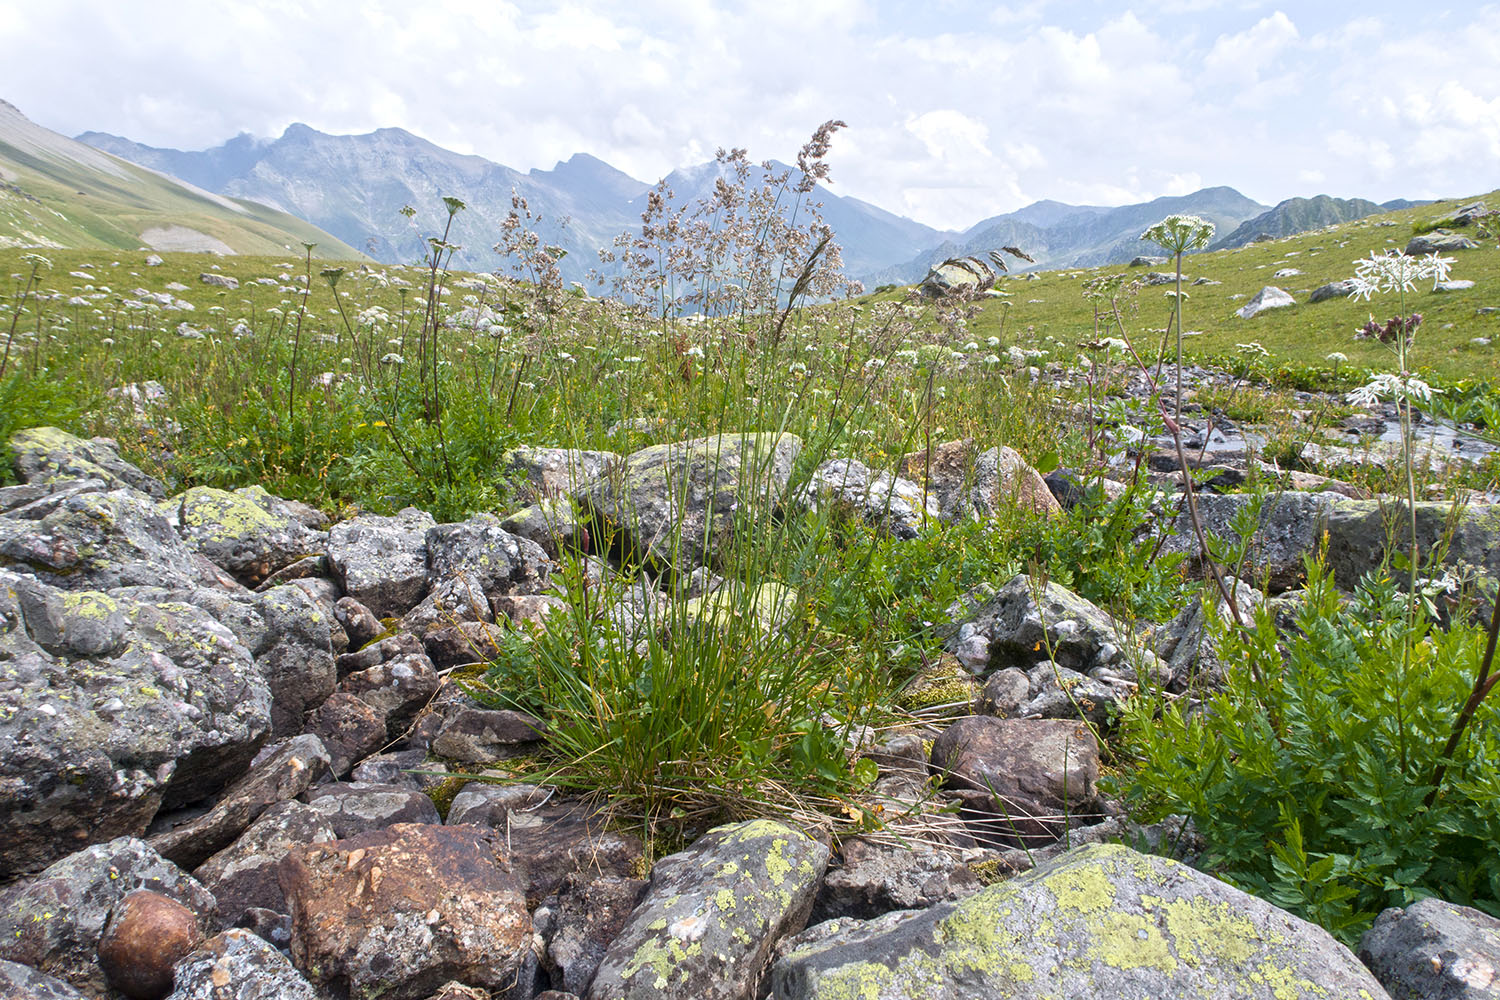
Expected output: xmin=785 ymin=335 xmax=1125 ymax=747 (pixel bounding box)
xmin=3 ymin=1 xmax=1497 ymax=231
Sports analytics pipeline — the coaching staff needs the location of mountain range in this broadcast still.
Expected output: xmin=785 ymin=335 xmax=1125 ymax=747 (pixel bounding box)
xmin=1 ymin=100 xmax=1420 ymax=285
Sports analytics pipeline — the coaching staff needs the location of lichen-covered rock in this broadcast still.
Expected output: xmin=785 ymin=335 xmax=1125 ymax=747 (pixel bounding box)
xmin=0 ymin=490 xmax=212 ymax=593
xmin=147 ymin=734 xmax=330 ymax=871
xmin=279 ymin=823 xmax=533 ymax=1000
xmin=194 ymin=801 xmax=337 ymax=929
xmin=97 ymin=889 xmax=204 ymax=999
xmin=929 ymin=716 xmax=1101 ymax=847
xmin=164 ymin=486 xmax=326 ymax=587
xmin=1359 ymin=897 xmax=1500 ymax=1000
xmin=811 ymin=837 xmax=981 ymax=923
xmin=0 ymin=959 xmax=90 ymax=999
xmin=0 ymin=477 xmax=109 ymax=520
xmin=431 ymin=708 xmax=545 ymax=763
xmin=535 ymin=873 xmax=649 ymax=996
xmin=422 ymin=621 xmax=503 ymax=669
xmin=398 ymin=570 xmax=494 ymax=636
xmin=581 ymin=433 xmax=802 ymax=572
xmin=804 ymin=458 xmax=937 ymax=540
xmin=0 ymin=838 xmax=216 ymax=997
xmin=303 ymin=783 xmax=441 ymax=839
xmin=899 ymin=439 xmax=1060 ymax=522
xmin=588 ymin=818 xmax=829 ymax=1000
xmin=8 ymin=427 xmax=165 ymax=498
xmin=304 ymin=692 xmax=387 ymax=778
xmin=165 ymin=929 xmax=321 ymax=1000
xmin=1325 ymin=500 xmax=1500 ymax=593
xmin=1406 ymin=231 xmax=1480 ymax=254
xmin=770 ymin=842 xmax=1391 ymax=1000
xmin=327 ymin=507 xmax=435 ymax=618
xmin=425 ymin=515 xmax=552 ymax=605
xmin=333 ymin=596 xmax=384 ymax=651
xmin=250 ymin=585 xmax=337 ymax=737
xmin=336 ymin=650 xmax=440 ymax=739
xmin=1162 ymin=491 xmax=1334 ymax=593
xmin=0 ymin=573 xmax=272 ymax=876
xmin=503 ymin=446 xmax=620 ymax=502
xmin=501 ymin=498 xmax=589 ymax=559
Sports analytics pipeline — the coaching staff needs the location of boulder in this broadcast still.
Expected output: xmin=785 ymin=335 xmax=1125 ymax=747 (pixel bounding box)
xmin=588 ymin=818 xmax=829 ymax=1000
xmin=279 ymin=823 xmax=533 ymax=1000
xmin=334 ymin=596 xmax=385 ymax=650
xmin=0 ymin=573 xmax=272 ymax=876
xmin=327 ymin=507 xmax=435 ymax=618
xmin=804 ymin=458 xmax=937 ymax=540
xmin=899 ymin=440 xmax=1060 ymax=521
xmin=165 ymin=928 xmax=321 ymax=1000
xmin=0 ymin=838 xmax=216 ymax=997
xmin=431 ymin=708 xmax=546 ymax=763
xmin=398 ymin=570 xmax=494 ymax=636
xmin=336 ymin=650 xmax=440 ymax=739
xmin=502 ymin=498 xmax=589 ymax=559
xmin=425 ymin=515 xmax=552 ymax=605
xmin=249 ymin=585 xmax=338 ymax=737
xmin=0 ymin=959 xmax=90 ymax=998
xmin=534 ymin=873 xmax=650 ymax=997
xmin=303 ymin=783 xmax=441 ymax=838
xmin=1324 ymin=500 xmax=1500 ymax=591
xmin=303 ymin=692 xmax=388 ymax=778
xmin=1236 ymin=286 xmax=1296 ymax=319
xmin=503 ymin=446 xmax=620 ymax=502
xmin=164 ymin=486 xmax=326 ymax=588
xmin=199 ymin=272 xmax=238 ymax=289
xmin=582 ymin=433 xmax=802 ymax=572
xmin=193 ymin=801 xmax=337 ymax=928
xmin=770 ymin=843 xmax=1392 ymax=1000
xmin=920 ymin=257 xmax=999 ymax=297
xmin=1310 ymin=279 xmax=1359 ymax=303
xmin=1161 ymin=491 xmax=1335 ymax=593
xmin=811 ymin=837 xmax=981 ymax=923
xmin=96 ymin=889 xmax=204 ymax=999
xmin=929 ymin=716 xmax=1102 ymax=847
xmin=7 ymin=427 xmax=165 ymax=498
xmin=1359 ymin=897 xmax=1500 ymax=1000
xmin=1406 ymin=232 xmax=1480 ymax=254
xmin=1130 ymin=255 xmax=1167 ymax=267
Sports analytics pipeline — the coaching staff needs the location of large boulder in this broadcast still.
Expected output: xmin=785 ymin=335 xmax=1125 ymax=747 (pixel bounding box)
xmin=899 ymin=439 xmax=1060 ymax=521
xmin=425 ymin=515 xmax=551 ymax=606
xmin=1406 ymin=231 xmax=1480 ymax=254
xmin=1359 ymin=897 xmax=1500 ymax=1000
xmin=1325 ymin=500 xmax=1500 ymax=591
xmin=1161 ymin=492 xmax=1335 ymax=593
xmin=920 ymin=257 xmax=999 ymax=297
xmin=581 ymin=433 xmax=802 ymax=572
xmin=193 ymin=801 xmax=337 ymax=929
xmin=279 ymin=823 xmax=533 ymax=1000
xmin=804 ymin=458 xmax=937 ymax=540
xmin=327 ymin=507 xmax=435 ymax=618
xmin=588 ymin=818 xmax=829 ymax=1000
xmin=164 ymin=485 xmax=327 ymax=587
xmin=0 ymin=572 xmax=272 ymax=876
xmin=770 ymin=842 xmax=1391 ymax=1000
xmin=166 ymin=928 xmax=321 ymax=1000
xmin=503 ymin=446 xmax=620 ymax=502
xmin=7 ymin=427 xmax=165 ymax=498
xmin=1236 ymin=286 xmax=1296 ymax=319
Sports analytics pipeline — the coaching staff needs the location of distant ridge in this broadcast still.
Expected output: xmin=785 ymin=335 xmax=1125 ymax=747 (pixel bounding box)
xmin=1210 ymin=194 xmax=1407 ymax=250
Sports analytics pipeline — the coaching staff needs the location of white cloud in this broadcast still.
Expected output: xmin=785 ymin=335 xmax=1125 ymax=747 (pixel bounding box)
xmin=1203 ymin=10 xmax=1300 ymax=86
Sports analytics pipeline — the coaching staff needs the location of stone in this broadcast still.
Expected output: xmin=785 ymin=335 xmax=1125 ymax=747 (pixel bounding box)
xmin=1154 ymin=580 xmax=1262 ymax=691
xmin=199 ymin=273 xmax=238 ymax=289
xmin=534 ymin=873 xmax=649 ymax=996
xmin=303 ymin=783 xmax=441 ymax=838
xmin=920 ymin=257 xmax=999 ymax=297
xmin=1310 ymin=279 xmax=1359 ymax=303
xmin=336 ymin=631 xmax=424 ymax=676
xmin=811 ymin=837 xmax=981 ymax=923
xmin=398 ymin=570 xmax=494 ymax=638
xmin=503 ymin=446 xmax=619 ymax=502
xmin=1359 ymin=897 xmax=1500 ymax=1000
xmin=164 ymin=486 xmax=325 ymax=587
xmin=334 ymin=596 xmax=385 ymax=650
xmin=1129 ymin=255 xmax=1167 ymax=267
xmin=1449 ymin=201 xmax=1491 ymax=226
xmin=1236 ymin=286 xmax=1295 ymax=319
xmin=1273 ymin=267 xmax=1302 ymax=278
xmin=423 ymin=620 xmax=503 ymax=669
xmin=0 ymin=838 xmax=216 ymax=997
xmin=0 ymin=573 xmax=272 ymax=876
xmin=1437 ymin=279 xmax=1477 ymax=292
xmin=146 ymin=735 xmax=330 ymax=871
xmin=426 ymin=514 xmax=552 ymax=606
xmin=898 ymin=440 xmax=1060 ymax=522
xmin=304 ymin=692 xmax=388 ymax=778
xmin=581 ymin=433 xmax=802 ymax=572
xmin=929 ymin=716 xmax=1102 ymax=847
xmin=501 ymin=498 xmax=589 ymax=559
xmin=770 ymin=843 xmax=1391 ymax=1000
xmin=327 ymin=507 xmax=435 ymax=618
xmin=193 ymin=801 xmax=337 ymax=929
xmin=337 ymin=650 xmax=440 ymax=739
xmin=279 ymin=823 xmax=532 ymax=1000
xmin=978 ymin=667 xmax=1031 ymax=717
xmin=248 ymin=585 xmax=337 ymax=737
xmin=588 ymin=819 xmax=829 ymax=1000
xmin=804 ymin=458 xmax=937 ymax=540
xmin=165 ymin=928 xmax=321 ymax=1000
xmin=1407 ymin=231 xmax=1480 ymax=254
xmin=493 ymin=593 xmax=568 ymax=628
xmin=97 ymin=889 xmax=204 ymax=999
xmin=0 ymin=959 xmax=90 ymax=998
xmin=0 ymin=477 xmax=108 ymax=520
xmin=431 ymin=708 xmax=546 ymax=763
xmin=7 ymin=427 xmax=165 ymax=498
xmin=1161 ymin=491 xmax=1336 ymax=593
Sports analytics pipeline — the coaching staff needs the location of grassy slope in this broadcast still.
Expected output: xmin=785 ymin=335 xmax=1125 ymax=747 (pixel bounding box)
xmin=864 ymin=190 xmax=1500 ymax=385
xmin=0 ymin=136 xmax=364 ymax=259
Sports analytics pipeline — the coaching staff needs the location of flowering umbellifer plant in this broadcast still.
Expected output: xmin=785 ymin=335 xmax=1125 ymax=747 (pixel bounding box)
xmin=1141 ymin=214 xmax=1215 ymax=421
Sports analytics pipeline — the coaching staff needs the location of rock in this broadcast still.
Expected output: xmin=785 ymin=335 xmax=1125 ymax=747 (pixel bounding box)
xmin=804 ymin=458 xmax=937 ymax=540
xmin=582 ymin=433 xmax=802 ymax=572
xmin=303 ymin=783 xmax=441 ymax=838
xmin=334 ymin=596 xmax=385 ymax=650
xmin=1273 ymin=267 xmax=1302 ymax=278
xmin=1154 ymin=579 xmax=1262 ymax=691
xmin=164 ymin=486 xmax=325 ymax=587
xmin=252 ymin=553 xmax=331 ymax=591
xmin=588 ymin=818 xmax=829 ymax=1000
xmin=503 ymin=446 xmax=620 ymax=502
xmin=165 ymin=928 xmax=321 ymax=1000
xmin=337 ymin=650 xmax=440 ymax=739
xmin=193 ymin=801 xmax=337 ymax=929
xmin=337 ymin=631 xmax=423 ymax=677
xmin=1407 ymin=232 xmax=1480 ymax=254
xmin=978 ymin=666 xmax=1031 ymax=716
xmin=144 ymin=254 xmax=163 ymax=266
xmin=199 ymin=273 xmax=238 ymax=289
xmin=930 ymin=716 xmax=1101 ymax=847
xmin=0 ymin=477 xmax=108 ymax=521
xmin=426 ymin=515 xmax=552 ymax=606
xmin=1359 ymin=897 xmax=1500 ymax=1000
xmin=1437 ymin=279 xmax=1477 ymax=292
xmin=1161 ymin=491 xmax=1335 ymax=593
xmin=423 ymin=620 xmax=503 ymax=669
xmin=1310 ymin=279 xmax=1359 ymax=303
xmin=1236 ymin=286 xmax=1296 ymax=319
xmin=535 ymin=873 xmax=649 ymax=996
xmin=770 ymin=842 xmax=1391 ymax=1000
xmin=1449 ymin=201 xmax=1490 ymax=226
xmin=0 ymin=838 xmax=216 ymax=997
xmin=302 ymin=697 xmax=385 ymax=783
xmin=279 ymin=823 xmax=532 ymax=1000
xmin=0 ymin=573 xmax=272 ymax=876
xmin=0 ymin=958 xmax=90 ymax=997
xmin=249 ymin=585 xmax=337 ymax=737
xmin=146 ymin=735 xmax=330 ymax=871
xmin=327 ymin=507 xmax=435 ymax=618
xmin=1141 ymin=271 xmax=1179 ymax=285
xmin=920 ymin=257 xmax=1000 ymax=297
xmin=812 ymin=837 xmax=981 ymax=923
xmin=7 ymin=427 xmax=165 ymax=498
xmin=97 ymin=889 xmax=204 ymax=999
xmin=398 ymin=570 xmax=494 ymax=636
xmin=349 ymin=749 xmax=433 ymax=789
xmin=898 ymin=440 xmax=1059 ymax=521
xmin=431 ymin=708 xmax=546 ymax=763
xmin=501 ymin=498 xmax=589 ymax=559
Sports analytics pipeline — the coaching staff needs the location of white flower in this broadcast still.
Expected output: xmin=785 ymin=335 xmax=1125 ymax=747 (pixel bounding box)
xmin=380 ymin=352 xmax=405 ymax=365
xmin=622 ymin=356 xmax=643 ymax=364
xmin=1236 ymin=342 xmax=1269 ymax=358
xmin=1346 ymin=373 xmax=1442 ymax=408
xmin=1006 ymin=346 xmax=1027 ymax=366
xmin=1141 ymin=214 xmax=1215 ymax=253
xmin=685 ymin=345 xmax=704 ymax=358
xmin=986 ymin=336 xmax=1000 ymax=347
xmin=1347 ymin=250 xmax=1455 ymax=300
xmin=1326 ymin=352 xmax=1348 ymax=364
xmin=863 ymin=357 xmax=886 ymax=370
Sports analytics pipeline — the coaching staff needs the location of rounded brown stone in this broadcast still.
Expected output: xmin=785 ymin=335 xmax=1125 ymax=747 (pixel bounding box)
xmin=96 ymin=889 xmax=204 ymax=1000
